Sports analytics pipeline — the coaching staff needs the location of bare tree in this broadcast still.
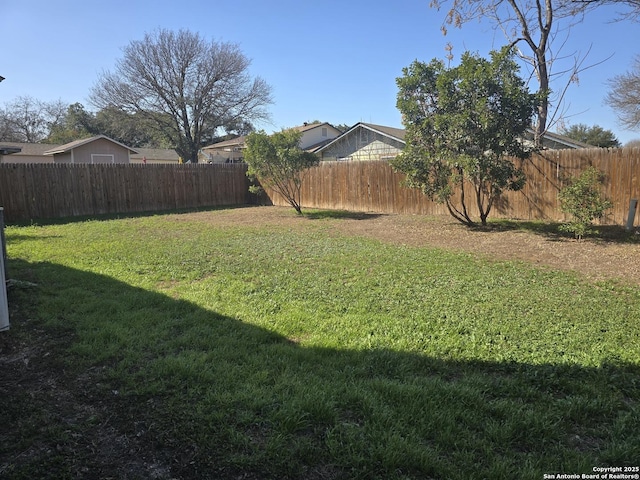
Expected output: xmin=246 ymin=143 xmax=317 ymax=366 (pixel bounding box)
xmin=90 ymin=29 xmax=272 ymax=163
xmin=0 ymin=96 xmax=67 ymax=142
xmin=606 ymin=55 xmax=640 ymax=131
xmin=430 ymin=0 xmax=600 ymax=147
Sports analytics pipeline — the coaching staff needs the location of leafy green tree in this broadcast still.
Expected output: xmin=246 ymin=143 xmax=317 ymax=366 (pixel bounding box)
xmin=46 ymin=103 xmax=172 ymax=147
xmin=244 ymin=129 xmax=319 ymax=214
xmin=430 ymin=0 xmax=598 ymax=148
xmin=559 ymin=123 xmax=620 ymax=148
xmin=393 ymin=48 xmax=538 ymax=226
xmin=94 ymin=107 xmax=172 ymax=148
xmin=46 ymin=103 xmax=97 ymax=144
xmin=558 ymin=166 xmax=613 ymax=239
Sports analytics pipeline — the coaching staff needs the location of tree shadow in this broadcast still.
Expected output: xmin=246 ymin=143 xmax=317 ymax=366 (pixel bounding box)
xmin=4 ymin=204 xmax=253 ymax=227
xmin=479 ymin=219 xmax=640 ymax=245
xmin=1 ymin=259 xmax=639 ymax=479
xmin=302 ymin=209 xmax=384 ymax=221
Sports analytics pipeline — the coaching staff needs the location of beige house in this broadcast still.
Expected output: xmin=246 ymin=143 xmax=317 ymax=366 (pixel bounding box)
xmin=44 ymin=135 xmax=138 ymax=163
xmin=201 ymin=122 xmax=343 ymax=163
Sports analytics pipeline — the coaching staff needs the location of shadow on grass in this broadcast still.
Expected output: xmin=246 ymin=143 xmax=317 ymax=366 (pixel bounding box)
xmin=5 ymin=204 xmax=253 ymax=228
xmin=1 ymin=259 xmax=639 ymax=480
xmin=301 ymin=209 xmax=384 ymax=221
xmin=483 ymin=219 xmax=640 ymax=244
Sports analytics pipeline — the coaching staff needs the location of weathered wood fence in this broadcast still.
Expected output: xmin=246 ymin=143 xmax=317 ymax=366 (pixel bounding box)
xmin=2 ymin=148 xmax=639 ymax=225
xmin=265 ymin=148 xmax=640 ymax=225
xmin=0 ymin=163 xmax=250 ymax=222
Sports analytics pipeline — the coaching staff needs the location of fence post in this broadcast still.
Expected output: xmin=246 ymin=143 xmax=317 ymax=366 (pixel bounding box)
xmin=0 ymin=207 xmax=6 ymax=279
xmin=0 ymin=207 xmax=8 ymax=331
xmin=626 ymin=199 xmax=638 ymax=232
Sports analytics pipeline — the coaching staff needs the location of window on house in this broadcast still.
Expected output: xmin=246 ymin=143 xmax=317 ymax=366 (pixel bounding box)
xmin=91 ymin=154 xmax=115 ymax=164
xmin=322 ymin=127 xmax=328 ymax=137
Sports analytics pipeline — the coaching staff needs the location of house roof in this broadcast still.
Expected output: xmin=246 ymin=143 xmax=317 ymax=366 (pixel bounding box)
xmin=527 ymin=129 xmax=595 ymax=149
xmin=202 ymin=136 xmax=245 ymax=151
xmin=359 ymin=123 xmax=406 ymax=141
xmin=44 ymin=135 xmax=139 ymax=155
xmin=294 ymin=122 xmax=340 ymax=133
xmin=305 ymin=139 xmax=335 ymax=152
xmin=202 ymin=123 xmax=343 ymax=151
xmin=0 ymin=142 xmax=61 ymax=156
xmin=131 ymin=147 xmax=180 ymax=162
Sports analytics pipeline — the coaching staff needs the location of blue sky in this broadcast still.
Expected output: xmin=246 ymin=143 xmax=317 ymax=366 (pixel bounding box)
xmin=2 ymin=0 xmax=638 ymax=144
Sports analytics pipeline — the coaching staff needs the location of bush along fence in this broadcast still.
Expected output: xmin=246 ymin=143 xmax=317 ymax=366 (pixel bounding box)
xmin=0 ymin=163 xmax=251 ymax=222
xmin=264 ymin=147 xmax=640 ymax=226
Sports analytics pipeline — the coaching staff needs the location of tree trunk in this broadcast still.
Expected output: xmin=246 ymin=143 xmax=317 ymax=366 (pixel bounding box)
xmin=534 ymin=47 xmax=550 ymax=149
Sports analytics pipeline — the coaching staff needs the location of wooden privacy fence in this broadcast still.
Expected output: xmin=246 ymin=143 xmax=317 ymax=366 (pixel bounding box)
xmin=2 ymin=148 xmax=639 ymax=225
xmin=0 ymin=163 xmax=250 ymax=222
xmin=265 ymin=147 xmax=640 ymax=225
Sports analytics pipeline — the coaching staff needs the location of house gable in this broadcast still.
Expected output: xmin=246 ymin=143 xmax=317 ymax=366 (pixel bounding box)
xmin=317 ymin=123 xmax=405 ymax=162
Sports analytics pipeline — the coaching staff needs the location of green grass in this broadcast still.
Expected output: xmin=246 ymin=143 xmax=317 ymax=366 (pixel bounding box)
xmin=2 ymin=207 xmax=639 ymax=479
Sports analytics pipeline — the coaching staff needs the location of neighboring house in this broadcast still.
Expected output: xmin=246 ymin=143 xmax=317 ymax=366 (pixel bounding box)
xmin=200 ymin=136 xmax=245 ymax=163
xmin=44 ymin=135 xmax=138 ymax=164
xmin=131 ymin=147 xmax=180 ymax=164
xmin=317 ymin=123 xmax=592 ymax=162
xmin=294 ymin=122 xmax=343 ymax=151
xmin=0 ymin=124 xmax=590 ymax=165
xmin=0 ymin=142 xmax=56 ymax=163
xmin=200 ymin=122 xmax=343 ymax=163
xmin=0 ymin=139 xmax=180 ymax=164
xmin=316 ymin=123 xmax=406 ymax=162
xmin=523 ymin=129 xmax=595 ymax=150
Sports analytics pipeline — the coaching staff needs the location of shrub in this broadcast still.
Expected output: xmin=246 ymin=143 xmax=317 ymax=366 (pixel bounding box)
xmin=558 ymin=166 xmax=613 ymax=240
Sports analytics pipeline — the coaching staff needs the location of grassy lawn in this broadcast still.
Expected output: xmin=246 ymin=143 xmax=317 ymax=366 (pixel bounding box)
xmin=2 ymin=207 xmax=639 ymax=479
